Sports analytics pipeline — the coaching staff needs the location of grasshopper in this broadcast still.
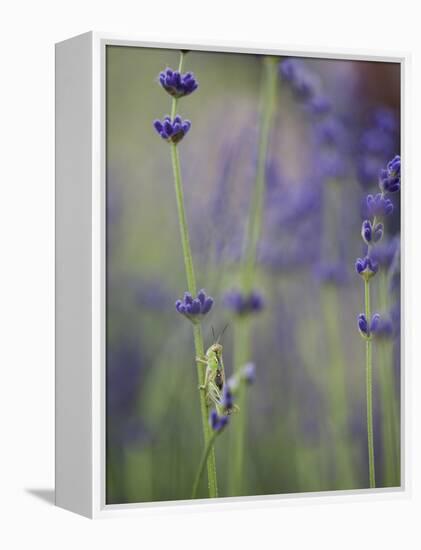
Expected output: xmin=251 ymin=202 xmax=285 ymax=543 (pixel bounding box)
xmin=196 ymin=326 xmax=237 ymax=416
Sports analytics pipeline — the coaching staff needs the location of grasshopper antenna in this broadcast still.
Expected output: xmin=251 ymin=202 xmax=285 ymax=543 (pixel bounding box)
xmin=211 ymin=326 xmax=216 ymax=343
xmin=217 ymin=323 xmax=229 ymax=344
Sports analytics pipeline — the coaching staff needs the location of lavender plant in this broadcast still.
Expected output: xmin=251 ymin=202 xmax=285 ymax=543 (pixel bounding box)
xmin=153 ymin=51 xmax=219 ymax=498
xmin=355 ymin=155 xmax=401 ymax=488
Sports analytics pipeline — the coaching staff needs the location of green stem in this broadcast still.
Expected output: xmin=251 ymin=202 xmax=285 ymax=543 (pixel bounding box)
xmin=242 ymin=56 xmax=278 ymax=291
xmin=229 ymin=57 xmax=278 ymax=496
xmin=168 ymin=51 xmax=218 ymax=498
xmin=378 ymin=340 xmax=400 ymax=486
xmin=377 ymin=270 xmax=400 ymax=486
xmin=322 ymin=284 xmax=356 ymax=488
xmin=191 ymin=430 xmax=219 ymax=499
xmin=229 ymin=318 xmax=250 ymax=495
xmin=364 ymin=279 xmax=376 ymax=488
xmin=170 ymin=143 xmax=197 ymax=294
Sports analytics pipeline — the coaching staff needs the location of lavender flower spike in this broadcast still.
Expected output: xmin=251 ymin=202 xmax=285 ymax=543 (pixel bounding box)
xmin=153 ymin=115 xmax=191 ymax=144
xmin=355 ymin=256 xmax=379 ymax=281
xmin=379 ymin=155 xmax=401 ymax=193
xmin=175 ymin=289 xmax=214 ymax=322
xmin=159 ymin=67 xmax=198 ymax=98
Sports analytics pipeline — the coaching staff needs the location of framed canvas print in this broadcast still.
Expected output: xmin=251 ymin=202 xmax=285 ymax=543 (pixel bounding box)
xmin=55 ymin=32 xmax=408 ymax=518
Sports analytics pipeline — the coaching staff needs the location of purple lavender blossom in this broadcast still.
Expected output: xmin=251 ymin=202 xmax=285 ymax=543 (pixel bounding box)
xmin=370 ymin=237 xmax=399 ymax=269
xmin=279 ymin=58 xmax=330 ymax=116
xmin=379 ymin=155 xmax=401 ymax=193
xmin=372 ymin=315 xmax=394 ymax=339
xmin=366 ymin=193 xmax=394 ymax=217
xmin=158 ymin=67 xmax=198 ymax=98
xmin=358 ymin=313 xmax=381 ymax=338
xmin=355 ymin=256 xmax=379 ymax=280
xmin=175 ymin=289 xmax=214 ymax=322
xmin=361 ymin=220 xmax=384 ymax=245
xmin=223 ymin=288 xmax=264 ymax=316
xmin=153 ymin=115 xmax=191 ymax=144
xmin=221 ymin=386 xmax=234 ymax=412
xmin=209 ymin=409 xmax=229 ymax=432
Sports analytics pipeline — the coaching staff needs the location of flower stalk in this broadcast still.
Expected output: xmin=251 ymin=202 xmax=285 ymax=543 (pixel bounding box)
xmin=355 ymin=155 xmax=400 ymax=489
xmin=156 ymin=50 xmax=218 ymax=498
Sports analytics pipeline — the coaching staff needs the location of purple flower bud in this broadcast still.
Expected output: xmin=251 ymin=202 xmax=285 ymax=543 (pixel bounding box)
xmin=209 ymin=409 xmax=229 ymax=432
xmin=153 ymin=115 xmax=192 ymax=144
xmin=197 ymin=289 xmax=206 ymax=306
xmin=202 ymin=297 xmax=214 ymax=315
xmin=158 ymin=67 xmax=199 ymax=98
xmin=222 ymin=386 xmax=234 ymax=411
xmin=175 ymin=289 xmax=214 ymax=322
xmin=190 ymin=299 xmax=201 ymax=315
xmin=379 ymin=155 xmax=401 ymax=193
xmin=361 ymin=220 xmax=383 ymax=245
xmin=358 ymin=313 xmax=369 ymax=337
xmin=357 ymin=313 xmax=381 ymax=338
xmin=355 ymin=256 xmax=379 ymax=281
xmin=361 ymin=220 xmax=372 ymax=245
xmin=373 ymin=223 xmax=384 ymax=242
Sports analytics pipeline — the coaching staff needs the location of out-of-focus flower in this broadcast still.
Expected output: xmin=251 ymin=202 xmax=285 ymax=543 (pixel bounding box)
xmin=223 ymin=288 xmax=264 ymax=316
xmin=241 ymin=362 xmax=256 ymax=384
xmin=221 ymin=386 xmax=234 ymax=412
xmin=370 ymin=237 xmax=399 ymax=269
xmin=379 ymin=155 xmax=401 ymax=193
xmin=279 ymin=58 xmax=330 ymax=115
xmin=209 ymin=409 xmax=229 ymax=432
xmin=357 ymin=107 xmax=399 ymax=188
xmin=153 ymin=115 xmax=191 ymax=144
xmin=314 ymin=261 xmax=348 ymax=286
xmin=366 ymin=193 xmax=394 ymax=217
xmin=158 ymin=67 xmax=198 ymax=98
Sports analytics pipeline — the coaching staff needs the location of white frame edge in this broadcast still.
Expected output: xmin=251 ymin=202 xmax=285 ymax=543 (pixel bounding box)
xmin=55 ymin=31 xmax=411 ymax=519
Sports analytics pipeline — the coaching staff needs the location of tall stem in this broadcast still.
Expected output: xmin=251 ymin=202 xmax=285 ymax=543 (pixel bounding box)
xmin=364 ymin=279 xmax=376 ymax=488
xmin=242 ymin=57 xmax=278 ymax=291
xmin=191 ymin=430 xmax=219 ymax=499
xmin=169 ymin=51 xmax=218 ymax=498
xmin=229 ymin=57 xmax=278 ymax=496
xmin=377 ymin=271 xmax=400 ymax=486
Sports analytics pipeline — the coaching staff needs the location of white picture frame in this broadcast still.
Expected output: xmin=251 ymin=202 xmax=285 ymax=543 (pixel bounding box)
xmin=55 ymin=31 xmax=410 ymax=519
